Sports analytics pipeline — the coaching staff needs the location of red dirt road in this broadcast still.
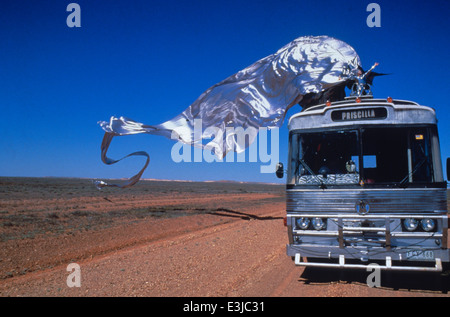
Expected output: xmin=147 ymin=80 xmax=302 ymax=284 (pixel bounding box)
xmin=0 ymin=178 xmax=449 ymax=297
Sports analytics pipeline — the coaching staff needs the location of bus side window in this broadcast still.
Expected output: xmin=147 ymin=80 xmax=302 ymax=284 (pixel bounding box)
xmin=363 ymin=155 xmax=377 ymax=183
xmin=351 ymin=156 xmax=360 ymax=172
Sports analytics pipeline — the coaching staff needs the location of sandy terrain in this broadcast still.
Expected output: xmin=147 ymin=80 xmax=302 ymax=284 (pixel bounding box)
xmin=0 ymin=177 xmax=449 ymax=298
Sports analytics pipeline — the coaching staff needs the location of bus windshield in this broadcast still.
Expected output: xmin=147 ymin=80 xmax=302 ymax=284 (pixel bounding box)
xmin=289 ymin=127 xmax=437 ymax=187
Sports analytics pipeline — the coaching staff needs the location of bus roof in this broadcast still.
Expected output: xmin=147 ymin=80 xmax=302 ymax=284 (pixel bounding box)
xmin=288 ymin=96 xmax=437 ymax=131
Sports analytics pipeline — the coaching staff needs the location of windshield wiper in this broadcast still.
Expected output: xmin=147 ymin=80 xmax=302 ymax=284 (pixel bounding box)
xmin=296 ymin=157 xmax=327 ymax=189
xmin=398 ymin=158 xmax=427 ymax=188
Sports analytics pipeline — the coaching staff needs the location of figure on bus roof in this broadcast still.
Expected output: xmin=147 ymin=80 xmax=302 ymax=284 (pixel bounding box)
xmin=351 ymin=62 xmax=379 ymax=96
xmin=298 ymin=62 xmax=388 ymax=109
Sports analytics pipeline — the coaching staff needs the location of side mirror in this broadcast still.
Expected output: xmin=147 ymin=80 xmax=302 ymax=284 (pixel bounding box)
xmin=447 ymin=158 xmax=449 ymax=181
xmin=276 ymin=162 xmax=284 ymax=178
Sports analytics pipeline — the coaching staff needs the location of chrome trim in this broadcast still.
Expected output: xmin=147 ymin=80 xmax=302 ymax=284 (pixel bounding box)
xmin=286 ymin=188 xmax=447 ymax=214
xmin=294 ymin=253 xmax=443 ymax=272
xmin=288 ymin=102 xmax=437 ymax=131
xmin=291 ymin=229 xmax=444 ymax=239
xmin=287 ymin=213 xmax=447 ymax=219
xmin=288 ymin=214 xmax=448 ymax=251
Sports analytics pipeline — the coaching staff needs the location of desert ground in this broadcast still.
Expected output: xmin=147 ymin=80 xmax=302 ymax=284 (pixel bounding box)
xmin=0 ymin=177 xmax=449 ymax=298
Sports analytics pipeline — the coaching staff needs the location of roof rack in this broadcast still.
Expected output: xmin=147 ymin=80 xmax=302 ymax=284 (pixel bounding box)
xmin=301 ymin=96 xmax=420 ymax=113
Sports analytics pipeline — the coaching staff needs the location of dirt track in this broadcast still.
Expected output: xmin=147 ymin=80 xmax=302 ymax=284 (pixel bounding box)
xmin=0 ymin=177 xmax=449 ymax=297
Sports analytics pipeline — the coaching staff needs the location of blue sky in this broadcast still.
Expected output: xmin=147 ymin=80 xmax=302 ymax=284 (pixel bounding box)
xmin=0 ymin=0 xmax=449 ymax=183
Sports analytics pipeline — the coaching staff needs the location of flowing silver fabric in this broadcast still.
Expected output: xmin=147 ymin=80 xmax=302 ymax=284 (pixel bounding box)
xmin=95 ymin=35 xmax=361 ymax=189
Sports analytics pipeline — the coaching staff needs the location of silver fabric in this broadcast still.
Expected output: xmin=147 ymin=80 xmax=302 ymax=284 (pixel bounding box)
xmin=96 ymin=35 xmax=361 ymax=188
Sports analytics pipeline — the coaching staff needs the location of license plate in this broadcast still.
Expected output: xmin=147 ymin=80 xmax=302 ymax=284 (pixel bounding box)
xmin=406 ymin=250 xmax=435 ymax=260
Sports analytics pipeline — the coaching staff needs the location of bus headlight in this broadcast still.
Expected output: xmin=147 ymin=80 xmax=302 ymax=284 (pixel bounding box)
xmin=312 ymin=217 xmax=326 ymax=230
xmin=296 ymin=217 xmax=310 ymax=230
xmin=420 ymin=218 xmax=436 ymax=232
xmin=403 ymin=218 xmax=419 ymax=231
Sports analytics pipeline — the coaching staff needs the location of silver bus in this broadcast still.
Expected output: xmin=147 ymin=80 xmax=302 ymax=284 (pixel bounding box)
xmin=277 ymin=94 xmax=449 ymax=272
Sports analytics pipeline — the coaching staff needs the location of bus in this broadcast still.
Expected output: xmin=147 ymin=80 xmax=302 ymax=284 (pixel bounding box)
xmin=276 ymin=93 xmax=449 ymax=272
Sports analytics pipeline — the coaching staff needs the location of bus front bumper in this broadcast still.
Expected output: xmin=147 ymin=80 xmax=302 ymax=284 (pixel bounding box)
xmin=287 ymin=244 xmax=449 ymax=272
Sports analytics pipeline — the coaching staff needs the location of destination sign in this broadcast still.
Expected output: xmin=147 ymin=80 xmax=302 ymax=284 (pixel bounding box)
xmin=331 ymin=107 xmax=387 ymax=122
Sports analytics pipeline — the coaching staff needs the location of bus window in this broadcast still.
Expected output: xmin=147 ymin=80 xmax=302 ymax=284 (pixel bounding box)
xmin=361 ymin=127 xmax=434 ymax=185
xmin=289 ymin=127 xmax=438 ymax=187
xmin=362 ymin=128 xmax=408 ymax=183
xmin=408 ymin=129 xmax=433 ymax=183
xmin=363 ymin=155 xmax=377 ymax=168
xmin=291 ymin=130 xmax=360 ymax=185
